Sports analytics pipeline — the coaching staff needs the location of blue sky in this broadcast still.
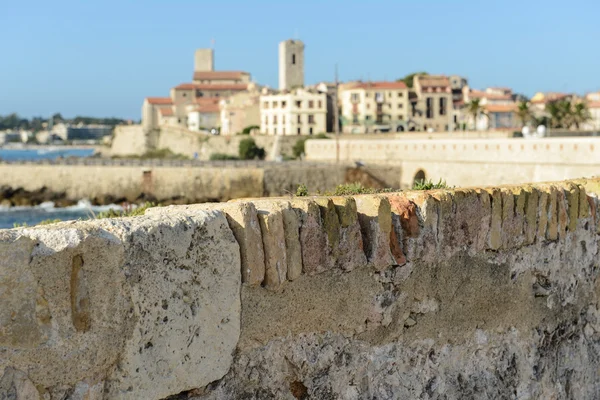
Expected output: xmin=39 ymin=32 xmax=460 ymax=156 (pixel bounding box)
xmin=2 ymin=0 xmax=599 ymax=120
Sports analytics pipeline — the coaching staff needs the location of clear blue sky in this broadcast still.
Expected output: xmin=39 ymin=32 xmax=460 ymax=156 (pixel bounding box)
xmin=2 ymin=0 xmax=599 ymax=120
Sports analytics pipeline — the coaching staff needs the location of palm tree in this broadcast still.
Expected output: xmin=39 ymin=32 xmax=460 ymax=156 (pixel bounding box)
xmin=467 ymin=99 xmax=486 ymax=130
xmin=516 ymin=101 xmax=532 ymax=127
xmin=546 ymin=101 xmax=564 ymax=128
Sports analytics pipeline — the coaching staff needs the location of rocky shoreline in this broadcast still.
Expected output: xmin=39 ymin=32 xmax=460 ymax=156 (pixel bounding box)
xmin=0 ymin=185 xmax=200 ymax=208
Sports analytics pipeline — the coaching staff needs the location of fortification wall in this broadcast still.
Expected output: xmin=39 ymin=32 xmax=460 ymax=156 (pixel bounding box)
xmin=109 ymin=125 xmax=150 ymax=157
xmin=3 ymin=177 xmax=600 ymax=399
xmin=306 ymin=137 xmax=600 ymax=188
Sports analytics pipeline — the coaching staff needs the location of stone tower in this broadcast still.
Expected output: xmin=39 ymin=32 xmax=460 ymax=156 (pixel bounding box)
xmin=194 ymin=49 xmax=214 ymax=72
xmin=278 ymin=39 xmax=304 ymax=90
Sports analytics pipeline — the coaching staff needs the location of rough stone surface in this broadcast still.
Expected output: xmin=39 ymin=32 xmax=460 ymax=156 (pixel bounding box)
xmin=330 ymin=196 xmax=367 ymax=271
xmin=0 ymin=211 xmax=241 ymax=400
xmin=290 ymin=198 xmax=329 ymax=275
xmin=257 ymin=206 xmax=288 ymax=290
xmin=354 ymin=195 xmax=396 ymax=270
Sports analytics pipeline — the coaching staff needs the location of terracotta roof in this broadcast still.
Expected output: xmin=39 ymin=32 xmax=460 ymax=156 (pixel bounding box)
xmin=193 ymin=71 xmax=249 ymax=81
xmin=588 ymin=101 xmax=600 ymax=109
xmin=485 ymin=104 xmax=518 ymax=113
xmin=469 ymin=90 xmax=512 ymax=101
xmin=189 ymin=98 xmax=221 ymax=113
xmin=348 ymin=81 xmax=407 ymax=90
xmin=417 ymin=76 xmax=450 ymax=88
xmin=531 ymin=92 xmax=569 ymax=104
xmin=174 ymin=83 xmax=249 ymax=91
xmin=159 ymin=108 xmax=174 ymax=116
xmin=146 ymin=97 xmax=173 ymax=105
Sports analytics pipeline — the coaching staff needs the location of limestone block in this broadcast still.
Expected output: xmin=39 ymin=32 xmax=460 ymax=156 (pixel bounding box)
xmin=452 ymin=189 xmax=492 ymax=252
xmin=314 ymin=197 xmax=341 ymax=269
xmin=330 ymin=196 xmax=368 ymax=271
xmin=256 ymin=207 xmax=287 ymax=290
xmin=98 ymin=212 xmax=241 ymax=400
xmin=537 ymin=190 xmax=549 ymax=241
xmin=0 ymin=211 xmax=241 ymax=400
xmin=546 ymin=186 xmax=559 ymax=241
xmin=486 ymin=188 xmax=503 ymax=250
xmin=403 ymin=192 xmax=439 ymax=261
xmin=578 ymin=185 xmax=589 ymax=219
xmin=290 ymin=198 xmax=330 ymax=275
xmin=380 ymin=194 xmax=417 ymax=266
xmin=557 ymin=189 xmax=569 ymax=239
xmin=522 ymin=186 xmax=539 ymax=245
xmin=251 ymin=200 xmax=302 ymax=281
xmin=353 ymin=195 xmax=395 ymax=271
xmin=501 ymin=188 xmax=523 ymax=249
xmin=147 ymin=202 xmax=265 ymax=285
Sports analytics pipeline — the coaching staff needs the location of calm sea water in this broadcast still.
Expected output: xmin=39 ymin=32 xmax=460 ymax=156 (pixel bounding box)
xmin=0 ymin=147 xmax=95 ymax=161
xmin=0 ymin=147 xmax=107 ymax=228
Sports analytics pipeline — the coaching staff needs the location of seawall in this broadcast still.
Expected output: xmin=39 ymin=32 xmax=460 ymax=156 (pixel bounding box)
xmin=306 ymin=137 xmax=600 ymax=188
xmin=0 ymin=162 xmax=401 ymax=205
xmin=3 ymin=177 xmax=600 ymax=398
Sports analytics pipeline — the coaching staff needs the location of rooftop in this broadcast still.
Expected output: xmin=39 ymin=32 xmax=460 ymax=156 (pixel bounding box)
xmin=174 ymin=83 xmax=249 ymax=91
xmin=192 ymin=71 xmax=250 ymax=81
xmin=147 ymin=97 xmax=173 ymax=105
xmin=347 ymin=81 xmax=408 ymax=90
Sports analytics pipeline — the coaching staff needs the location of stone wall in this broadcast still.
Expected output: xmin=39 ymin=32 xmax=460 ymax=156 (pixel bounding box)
xmin=306 ymin=137 xmax=600 ymax=189
xmin=3 ymin=177 xmax=600 ymax=398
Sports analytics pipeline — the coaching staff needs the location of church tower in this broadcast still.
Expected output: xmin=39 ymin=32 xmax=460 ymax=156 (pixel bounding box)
xmin=278 ymin=39 xmax=304 ymax=90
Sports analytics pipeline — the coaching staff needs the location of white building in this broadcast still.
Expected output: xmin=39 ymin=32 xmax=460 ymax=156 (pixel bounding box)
xmin=260 ymin=88 xmax=327 ymax=135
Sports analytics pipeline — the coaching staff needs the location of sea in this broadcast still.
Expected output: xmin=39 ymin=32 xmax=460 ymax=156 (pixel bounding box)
xmin=0 ymin=147 xmax=122 ymax=229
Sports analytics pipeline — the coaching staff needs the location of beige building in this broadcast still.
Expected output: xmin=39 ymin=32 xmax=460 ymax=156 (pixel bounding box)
xmin=463 ymin=87 xmax=518 ymax=130
xmin=220 ymin=84 xmax=262 ymax=135
xmin=260 ymin=88 xmax=327 ymax=135
xmin=340 ymin=81 xmax=409 ymax=133
xmin=141 ymin=48 xmax=251 ymax=133
xmin=583 ymin=92 xmax=600 ymax=131
xmin=279 ymin=39 xmax=304 ymax=90
xmin=410 ymin=75 xmax=453 ymax=132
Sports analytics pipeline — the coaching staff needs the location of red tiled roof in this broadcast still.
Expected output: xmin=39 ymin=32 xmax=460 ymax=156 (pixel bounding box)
xmin=531 ymin=92 xmax=569 ymax=104
xmin=469 ymin=90 xmax=512 ymax=101
xmin=192 ymin=71 xmax=249 ymax=80
xmin=417 ymin=76 xmax=450 ymax=88
xmin=485 ymin=104 xmax=517 ymax=113
xmin=175 ymin=83 xmax=249 ymax=91
xmin=159 ymin=108 xmax=174 ymax=116
xmin=349 ymin=81 xmax=407 ymax=90
xmin=189 ymin=98 xmax=221 ymax=113
xmin=588 ymin=101 xmax=600 ymax=109
xmin=147 ymin=97 xmax=172 ymax=105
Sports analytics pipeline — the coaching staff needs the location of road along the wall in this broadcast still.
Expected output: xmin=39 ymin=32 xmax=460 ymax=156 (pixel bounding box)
xmin=3 ymin=177 xmax=600 ymax=398
xmin=306 ymin=137 xmax=600 ymax=189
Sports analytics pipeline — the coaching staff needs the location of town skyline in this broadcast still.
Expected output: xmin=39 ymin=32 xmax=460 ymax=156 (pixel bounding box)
xmin=2 ymin=0 xmax=600 ymax=119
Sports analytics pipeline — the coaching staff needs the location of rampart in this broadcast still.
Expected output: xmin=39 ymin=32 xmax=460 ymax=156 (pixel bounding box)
xmin=3 ymin=177 xmax=600 ymax=398
xmin=306 ymin=137 xmax=600 ymax=189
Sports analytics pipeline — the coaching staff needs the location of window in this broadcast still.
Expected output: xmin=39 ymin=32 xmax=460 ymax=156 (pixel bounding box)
xmin=274 ymin=115 xmax=278 ymax=124
xmin=350 ymin=93 xmax=360 ymax=103
xmin=196 ymin=91 xmax=204 ymax=97
xmin=308 ymin=100 xmax=314 ymax=108
xmin=439 ymin=97 xmax=447 ymax=116
xmin=388 ymin=92 xmax=392 ymax=98
xmin=296 ymin=100 xmax=302 ymax=108
xmin=308 ymin=114 xmax=315 ymax=124
xmin=282 ymin=101 xmax=287 ymax=108
xmin=426 ymin=97 xmax=433 ymax=119
xmin=398 ymin=103 xmax=403 ymax=109
xmin=367 ymin=103 xmax=370 ymax=109
xmin=352 ymin=114 xmax=359 ymax=124
xmin=182 ymin=93 xmax=187 ymax=97
xmin=309 ymin=127 xmax=313 ymax=135
xmin=292 ymin=54 xmax=296 ymax=65
xmin=297 ymin=127 xmax=301 ymax=135
xmin=274 ymin=128 xmax=277 ymax=135
xmin=283 ymin=127 xmax=286 ymax=135
xmin=318 ymin=100 xmax=322 ymax=108
xmin=282 ymin=115 xmax=286 ymax=124
xmin=397 ymin=115 xmax=404 ymax=121
xmin=397 ymin=92 xmax=403 ymax=97
xmin=273 ymin=101 xmax=278 ymax=108
xmin=297 ymin=115 xmax=301 ymax=123
xmin=263 ymin=101 xmax=269 ymax=109
xmin=365 ymin=115 xmax=372 ymax=121
xmin=375 ymin=92 xmax=384 ymax=103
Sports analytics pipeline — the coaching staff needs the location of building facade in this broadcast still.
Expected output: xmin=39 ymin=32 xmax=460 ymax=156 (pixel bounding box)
xmin=464 ymin=87 xmax=518 ymax=130
xmin=340 ymin=81 xmax=409 ymax=133
xmin=259 ymin=88 xmax=326 ymax=135
xmin=410 ymin=75 xmax=453 ymax=132
xmin=220 ymin=84 xmax=262 ymax=135
xmin=279 ymin=40 xmax=304 ymax=90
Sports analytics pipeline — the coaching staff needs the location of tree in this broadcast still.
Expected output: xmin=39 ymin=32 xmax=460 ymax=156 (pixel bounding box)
xmin=466 ymin=99 xmax=486 ymax=130
xmin=516 ymin=101 xmax=532 ymax=128
xmin=397 ymin=72 xmax=428 ymax=88
xmin=571 ymin=102 xmax=591 ymax=129
xmin=238 ymin=138 xmax=265 ymax=160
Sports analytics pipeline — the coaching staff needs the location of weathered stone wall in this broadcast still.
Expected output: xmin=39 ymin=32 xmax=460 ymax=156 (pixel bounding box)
xmin=3 ymin=177 xmax=600 ymax=398
xmin=306 ymin=137 xmax=600 ymax=189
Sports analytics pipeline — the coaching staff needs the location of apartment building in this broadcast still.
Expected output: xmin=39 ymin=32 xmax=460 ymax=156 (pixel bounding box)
xmin=260 ymin=88 xmax=327 ymax=135
xmin=220 ymin=84 xmax=262 ymax=135
xmin=340 ymin=81 xmax=409 ymax=133
xmin=410 ymin=75 xmax=453 ymax=132
xmin=464 ymin=87 xmax=518 ymax=130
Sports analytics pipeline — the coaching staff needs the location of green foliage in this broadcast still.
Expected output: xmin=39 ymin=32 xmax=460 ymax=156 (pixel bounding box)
xmin=467 ymin=98 xmax=487 ymax=130
xmin=238 ymin=138 xmax=266 ymax=160
xmin=516 ymin=101 xmax=532 ymax=127
xmin=210 ymin=153 xmax=239 ymax=160
xmin=330 ymin=182 xmax=377 ymax=195
xmin=13 ymin=218 xmax=62 ymax=228
xmin=96 ymin=202 xmax=157 ymax=219
xmin=412 ymin=178 xmax=451 ymax=190
xmin=295 ymin=184 xmax=309 ymax=196
xmin=314 ymin=133 xmax=329 ymax=139
xmin=113 ymin=148 xmax=189 ymax=160
xmin=292 ymin=133 xmax=330 ymax=159
xmin=397 ymin=72 xmax=428 ymax=88
xmin=241 ymin=125 xmax=260 ymax=135
xmin=545 ymin=100 xmax=590 ymax=129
